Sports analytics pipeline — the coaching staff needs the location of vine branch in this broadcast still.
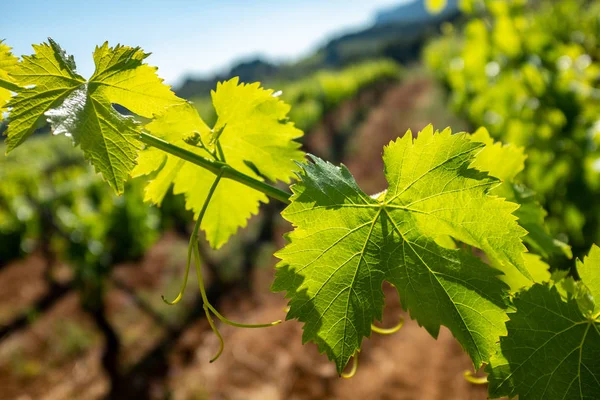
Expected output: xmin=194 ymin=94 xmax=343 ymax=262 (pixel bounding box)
xmin=139 ymin=131 xmax=292 ymax=205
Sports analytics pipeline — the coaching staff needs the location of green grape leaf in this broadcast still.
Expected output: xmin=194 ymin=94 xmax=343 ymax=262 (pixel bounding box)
xmin=133 ymin=79 xmax=304 ymax=248
xmin=578 ymin=244 xmax=600 ymax=314
xmin=470 ymin=127 xmax=570 ymax=261
xmin=3 ymin=39 xmax=181 ymax=193
xmin=133 ymin=104 xmax=268 ymax=249
xmin=211 ymin=78 xmax=304 ymax=182
xmin=487 ymin=284 xmax=600 ymax=400
xmin=89 ymin=42 xmax=181 ymax=119
xmin=3 ymin=40 xmax=85 ymax=150
xmin=0 ymin=40 xmax=19 ymax=121
xmin=273 ymin=126 xmax=529 ymax=373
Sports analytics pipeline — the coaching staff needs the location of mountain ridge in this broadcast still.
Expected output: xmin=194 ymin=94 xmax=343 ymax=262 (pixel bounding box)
xmin=175 ymin=1 xmax=460 ymax=99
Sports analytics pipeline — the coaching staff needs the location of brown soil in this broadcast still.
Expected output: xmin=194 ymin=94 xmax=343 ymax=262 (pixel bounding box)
xmin=0 ymin=255 xmax=48 ymax=325
xmin=166 ymin=275 xmax=487 ymax=400
xmin=0 ymin=74 xmax=489 ymax=400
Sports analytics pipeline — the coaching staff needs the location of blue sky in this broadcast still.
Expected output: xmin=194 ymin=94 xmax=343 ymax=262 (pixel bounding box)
xmin=3 ymin=0 xmax=409 ymax=86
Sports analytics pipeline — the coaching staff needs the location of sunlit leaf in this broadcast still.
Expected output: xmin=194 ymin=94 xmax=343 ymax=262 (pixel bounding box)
xmin=488 ymin=284 xmax=600 ymax=400
xmin=274 ymin=126 xmax=529 ymax=372
xmin=3 ymin=39 xmax=181 ymax=193
xmin=134 ymin=79 xmax=304 ymax=248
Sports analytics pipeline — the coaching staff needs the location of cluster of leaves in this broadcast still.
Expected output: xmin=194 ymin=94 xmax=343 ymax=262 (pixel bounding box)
xmin=425 ymin=0 xmax=600 ymax=254
xmin=1 ymin=38 xmax=599 ymax=399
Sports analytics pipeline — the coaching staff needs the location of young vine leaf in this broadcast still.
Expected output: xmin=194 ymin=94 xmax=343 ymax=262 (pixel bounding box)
xmin=487 ymin=264 xmax=600 ymax=400
xmin=273 ymin=126 xmax=531 ymax=373
xmin=1 ymin=39 xmax=181 ymax=193
xmin=133 ymin=78 xmax=304 ymax=248
xmin=0 ymin=40 xmax=19 ymax=121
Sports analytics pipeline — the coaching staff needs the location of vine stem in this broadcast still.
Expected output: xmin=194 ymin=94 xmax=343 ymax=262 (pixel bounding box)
xmin=162 ymin=169 xmax=280 ymax=362
xmin=463 ymin=370 xmax=488 ymax=385
xmin=161 ymin=170 xmax=226 ymax=306
xmin=139 ymin=131 xmax=291 ymax=205
xmin=371 ymin=315 xmax=404 ymax=335
xmin=341 ymin=351 xmax=359 ymax=379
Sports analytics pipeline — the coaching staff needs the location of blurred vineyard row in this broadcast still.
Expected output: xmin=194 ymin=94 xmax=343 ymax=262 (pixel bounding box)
xmin=425 ymin=0 xmax=600 ymax=259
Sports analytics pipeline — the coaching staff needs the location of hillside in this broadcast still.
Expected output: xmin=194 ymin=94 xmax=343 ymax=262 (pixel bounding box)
xmin=175 ymin=1 xmax=460 ymax=99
